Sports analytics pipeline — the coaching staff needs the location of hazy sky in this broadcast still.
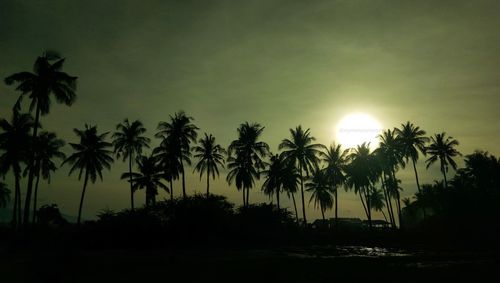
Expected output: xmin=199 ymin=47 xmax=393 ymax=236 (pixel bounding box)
xmin=1 ymin=0 xmax=500 ymax=221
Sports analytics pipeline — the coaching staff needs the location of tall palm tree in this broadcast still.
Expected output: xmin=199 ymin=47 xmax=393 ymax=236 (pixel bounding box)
xmin=345 ymin=143 xmax=377 ymax=229
xmin=227 ymin=122 xmax=269 ymax=206
xmin=370 ymin=188 xmax=388 ymax=222
xmin=305 ymin=168 xmax=333 ymax=221
xmin=112 ymin=119 xmax=150 ymax=210
xmin=0 ymin=112 xmax=34 ymax=225
xmin=5 ymin=51 xmax=77 ymax=224
xmin=395 ymin=122 xmax=429 ymax=194
xmin=25 ymin=131 xmax=65 ymax=222
xmin=372 ymin=149 xmax=396 ymax=228
xmin=320 ymin=143 xmax=349 ymax=225
xmin=426 ymin=133 xmax=461 ymax=189
xmin=156 ymin=111 xmax=198 ymax=198
xmin=62 ymin=125 xmax=113 ymax=225
xmin=193 ymin=133 xmax=226 ymax=197
xmin=279 ymin=126 xmax=323 ymax=226
xmin=377 ymin=129 xmax=405 ymax=227
xmin=226 ymin=154 xmax=258 ymax=206
xmin=121 ymin=155 xmax=167 ymax=207
xmin=153 ymin=139 xmax=180 ymax=201
xmin=261 ymin=154 xmax=286 ymax=209
xmin=0 ymin=182 xmax=10 ymax=209
xmin=281 ymin=158 xmax=301 ymax=222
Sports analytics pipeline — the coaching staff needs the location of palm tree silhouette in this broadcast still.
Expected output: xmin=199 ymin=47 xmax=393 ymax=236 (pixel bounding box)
xmin=370 ymin=188 xmax=388 ymax=223
xmin=426 ymin=132 xmax=461 ymax=189
xmin=112 ymin=119 xmax=150 ymax=210
xmin=320 ymin=143 xmax=349 ymax=226
xmin=0 ymin=112 xmax=34 ymax=225
xmin=156 ymin=111 xmax=198 ymax=199
xmin=395 ymin=122 xmax=429 ymax=194
xmin=345 ymin=143 xmax=377 ymax=229
xmin=193 ymin=133 xmax=226 ymax=197
xmin=227 ymin=122 xmax=269 ymax=206
xmin=279 ymin=126 xmax=323 ymax=226
xmin=121 ymin=155 xmax=167 ymax=207
xmin=153 ymin=139 xmax=180 ymax=201
xmin=377 ymin=129 xmax=405 ymax=227
xmin=281 ymin=158 xmax=301 ymax=222
xmin=5 ymin=51 xmax=77 ymax=224
xmin=62 ymin=125 xmax=113 ymax=225
xmin=0 ymin=182 xmax=11 ymax=209
xmin=25 ymin=131 xmax=65 ymax=222
xmin=306 ymin=168 xmax=333 ymax=221
xmin=261 ymin=154 xmax=287 ymax=209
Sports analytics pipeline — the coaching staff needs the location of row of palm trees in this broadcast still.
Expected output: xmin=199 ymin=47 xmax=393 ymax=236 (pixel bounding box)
xmin=0 ymin=52 xmax=462 ymax=228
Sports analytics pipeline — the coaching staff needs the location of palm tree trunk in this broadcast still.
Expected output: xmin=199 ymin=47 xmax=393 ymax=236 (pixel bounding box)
xmin=412 ymin=158 xmax=426 ymax=218
xmin=396 ymin=191 xmax=403 ymax=229
xmin=206 ymin=172 xmax=210 ymax=197
xmin=129 ymin=152 xmax=134 ymax=210
xmin=246 ymin=187 xmax=250 ymax=206
xmin=358 ymin=191 xmax=369 ymax=221
xmin=32 ymin=165 xmax=41 ymax=223
xmin=381 ymin=210 xmax=388 ymax=223
xmin=169 ymin=179 xmax=174 ymax=201
xmin=12 ymin=169 xmax=20 ymax=227
xmin=242 ymin=189 xmax=246 ymax=206
xmin=23 ymin=104 xmax=41 ymax=225
xmin=321 ymin=206 xmax=325 ymax=221
xmin=77 ymin=171 xmax=89 ymax=226
xmin=334 ymin=187 xmax=338 ymax=227
xmin=365 ymin=188 xmax=372 ymax=230
xmin=390 ymin=169 xmax=403 ymax=229
xmin=181 ymin=160 xmax=186 ymax=199
xmin=291 ymin=193 xmax=299 ymax=223
xmin=299 ymin=164 xmax=307 ymax=226
xmin=381 ymin=174 xmax=396 ymax=228
xmin=441 ymin=162 xmax=448 ymax=189
xmin=276 ymin=185 xmax=280 ymax=209
xmin=412 ymin=158 xmax=422 ymax=193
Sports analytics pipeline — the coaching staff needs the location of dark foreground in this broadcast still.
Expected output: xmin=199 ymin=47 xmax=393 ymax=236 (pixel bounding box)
xmin=1 ymin=246 xmax=498 ymax=283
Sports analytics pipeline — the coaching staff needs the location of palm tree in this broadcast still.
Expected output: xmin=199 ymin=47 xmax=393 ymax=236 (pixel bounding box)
xmin=193 ymin=133 xmax=226 ymax=197
xmin=279 ymin=126 xmax=323 ymax=226
xmin=0 ymin=182 xmax=10 ymax=209
xmin=377 ymin=129 xmax=405 ymax=227
xmin=121 ymin=155 xmax=167 ymax=206
xmin=426 ymin=133 xmax=461 ymax=189
xmin=227 ymin=154 xmax=259 ymax=206
xmin=156 ymin=111 xmax=198 ymax=199
xmin=0 ymin=112 xmax=34 ymax=225
xmin=371 ymin=188 xmax=388 ymax=222
xmin=227 ymin=122 xmax=269 ymax=206
xmin=395 ymin=122 xmax=429 ymax=194
xmin=320 ymin=143 xmax=349 ymax=225
xmin=305 ymin=168 xmax=333 ymax=221
xmin=281 ymin=158 xmax=301 ymax=223
xmin=5 ymin=51 xmax=77 ymax=224
xmin=62 ymin=125 xmax=113 ymax=225
xmin=153 ymin=139 xmax=180 ymax=201
xmin=25 ymin=131 xmax=65 ymax=222
xmin=261 ymin=154 xmax=286 ymax=209
xmin=345 ymin=143 xmax=377 ymax=229
xmin=112 ymin=119 xmax=150 ymax=210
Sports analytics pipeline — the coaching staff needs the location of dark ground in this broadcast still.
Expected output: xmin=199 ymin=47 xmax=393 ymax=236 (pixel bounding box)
xmin=1 ymin=246 xmax=498 ymax=283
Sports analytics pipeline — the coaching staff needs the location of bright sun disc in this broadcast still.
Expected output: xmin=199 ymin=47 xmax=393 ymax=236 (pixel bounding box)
xmin=336 ymin=113 xmax=382 ymax=148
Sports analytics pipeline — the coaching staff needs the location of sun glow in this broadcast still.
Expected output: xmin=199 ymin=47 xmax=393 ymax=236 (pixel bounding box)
xmin=335 ymin=113 xmax=382 ymax=149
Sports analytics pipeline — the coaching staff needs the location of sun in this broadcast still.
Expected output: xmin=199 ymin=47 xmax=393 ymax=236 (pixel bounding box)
xmin=335 ymin=113 xmax=382 ymax=149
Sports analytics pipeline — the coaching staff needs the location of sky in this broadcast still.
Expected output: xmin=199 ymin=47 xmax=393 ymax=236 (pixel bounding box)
xmin=1 ymin=0 xmax=500 ymax=221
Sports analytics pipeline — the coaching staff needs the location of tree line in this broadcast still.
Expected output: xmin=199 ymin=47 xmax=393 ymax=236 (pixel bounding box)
xmin=0 ymin=51 xmax=464 ymax=229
